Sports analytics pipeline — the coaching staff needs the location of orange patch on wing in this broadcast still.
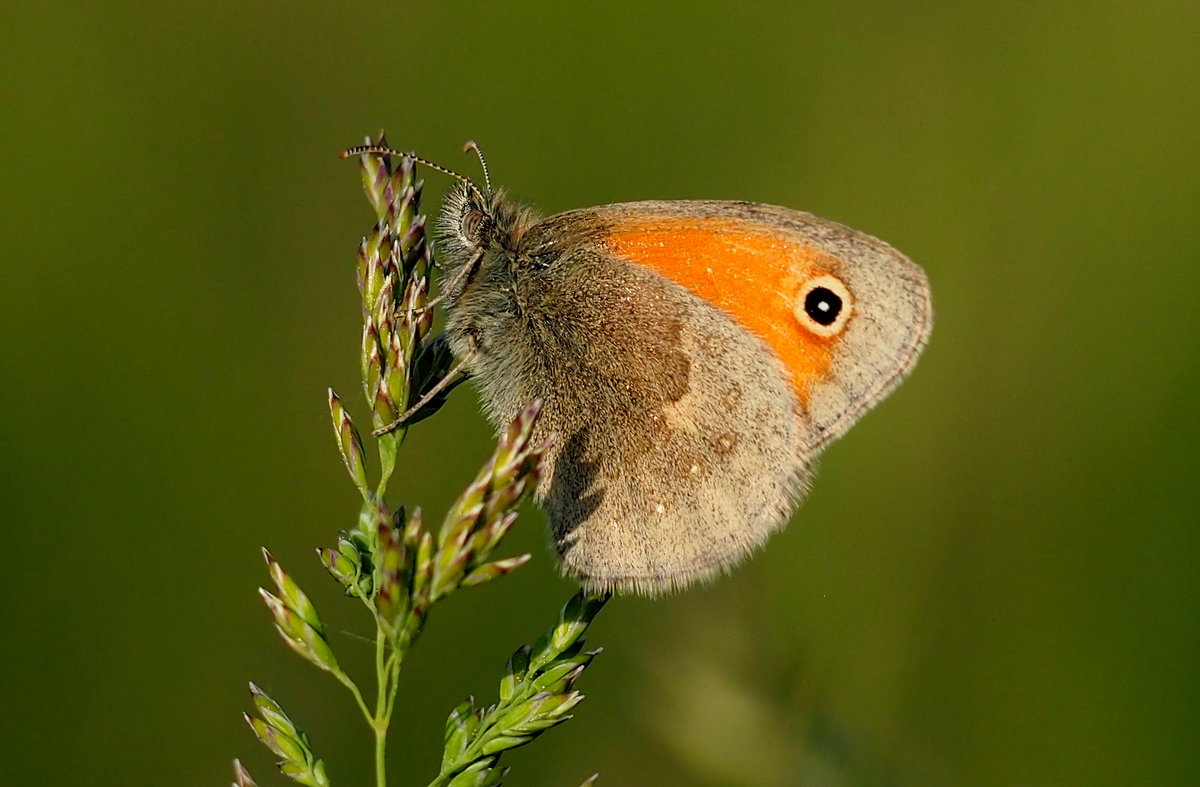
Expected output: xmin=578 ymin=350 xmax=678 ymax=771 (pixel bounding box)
xmin=603 ymin=217 xmax=840 ymax=404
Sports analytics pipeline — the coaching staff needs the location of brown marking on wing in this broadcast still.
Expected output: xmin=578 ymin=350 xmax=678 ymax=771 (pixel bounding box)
xmin=602 ymin=217 xmax=840 ymax=405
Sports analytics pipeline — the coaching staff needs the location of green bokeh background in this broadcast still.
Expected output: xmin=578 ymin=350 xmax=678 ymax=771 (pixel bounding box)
xmin=3 ymin=2 xmax=1197 ymax=785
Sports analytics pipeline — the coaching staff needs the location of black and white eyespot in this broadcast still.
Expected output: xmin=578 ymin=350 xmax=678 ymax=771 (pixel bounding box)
xmin=461 ymin=209 xmax=487 ymax=241
xmin=794 ymin=275 xmax=853 ymax=336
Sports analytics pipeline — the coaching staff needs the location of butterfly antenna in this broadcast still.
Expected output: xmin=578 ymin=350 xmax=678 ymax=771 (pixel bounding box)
xmin=462 ymin=140 xmax=492 ymax=194
xmin=340 ymin=144 xmax=485 ymax=202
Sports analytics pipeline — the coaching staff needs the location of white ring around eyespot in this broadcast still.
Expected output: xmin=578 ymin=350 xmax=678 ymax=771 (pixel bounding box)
xmin=794 ymin=275 xmax=853 ymax=337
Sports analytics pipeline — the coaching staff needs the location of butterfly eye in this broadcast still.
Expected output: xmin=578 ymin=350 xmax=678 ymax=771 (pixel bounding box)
xmin=461 ymin=210 xmax=486 ymax=239
xmin=795 ymin=275 xmax=853 ymax=336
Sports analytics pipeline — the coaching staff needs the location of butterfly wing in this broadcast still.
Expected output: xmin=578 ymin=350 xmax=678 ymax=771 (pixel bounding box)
xmin=547 ymin=201 xmax=933 ymax=450
xmin=465 ymin=200 xmax=930 ymax=595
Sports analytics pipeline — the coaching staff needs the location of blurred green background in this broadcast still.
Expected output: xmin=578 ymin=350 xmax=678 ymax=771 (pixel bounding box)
xmin=3 ymin=1 xmax=1197 ymax=785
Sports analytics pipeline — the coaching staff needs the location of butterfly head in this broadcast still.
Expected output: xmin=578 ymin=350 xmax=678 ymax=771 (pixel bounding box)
xmin=438 ymin=181 xmax=543 ymax=302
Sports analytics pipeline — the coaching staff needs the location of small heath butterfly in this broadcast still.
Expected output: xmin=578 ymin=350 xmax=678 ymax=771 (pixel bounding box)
xmin=346 ymin=144 xmax=932 ymax=596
